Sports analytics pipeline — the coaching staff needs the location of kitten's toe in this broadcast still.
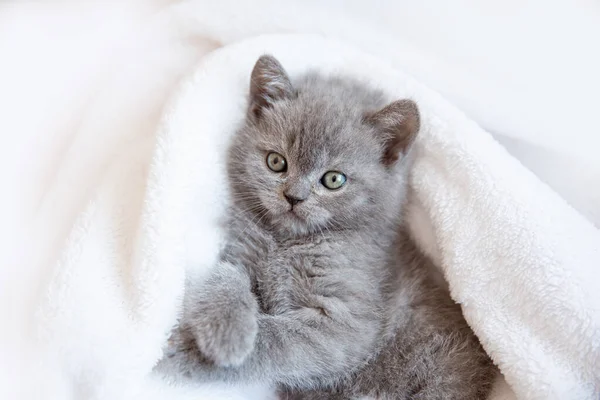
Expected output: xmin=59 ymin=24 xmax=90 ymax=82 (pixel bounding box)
xmin=194 ymin=305 xmax=259 ymax=367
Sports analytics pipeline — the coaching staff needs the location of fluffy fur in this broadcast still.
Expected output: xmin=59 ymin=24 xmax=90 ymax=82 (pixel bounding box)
xmin=156 ymin=55 xmax=495 ymax=399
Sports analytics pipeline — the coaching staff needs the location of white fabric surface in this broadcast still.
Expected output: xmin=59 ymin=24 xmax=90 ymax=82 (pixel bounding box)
xmin=1 ymin=2 xmax=599 ymax=400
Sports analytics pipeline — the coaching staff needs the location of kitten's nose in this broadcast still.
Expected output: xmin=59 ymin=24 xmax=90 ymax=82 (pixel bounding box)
xmin=284 ymin=193 xmax=305 ymax=207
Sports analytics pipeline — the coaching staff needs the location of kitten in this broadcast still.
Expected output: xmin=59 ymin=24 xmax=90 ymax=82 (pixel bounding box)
xmin=156 ymin=55 xmax=495 ymax=399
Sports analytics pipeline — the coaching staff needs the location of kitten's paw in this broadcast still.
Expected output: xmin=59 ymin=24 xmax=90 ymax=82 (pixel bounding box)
xmin=162 ymin=329 xmax=189 ymax=358
xmin=192 ymin=296 xmax=259 ymax=367
xmin=155 ymin=327 xmax=199 ymax=376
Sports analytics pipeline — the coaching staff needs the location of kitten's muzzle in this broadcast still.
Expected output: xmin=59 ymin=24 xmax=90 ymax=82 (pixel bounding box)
xmin=284 ymin=192 xmax=306 ymax=208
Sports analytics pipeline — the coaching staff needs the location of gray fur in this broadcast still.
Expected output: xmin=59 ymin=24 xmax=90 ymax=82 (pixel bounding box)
xmin=156 ymin=55 xmax=495 ymax=399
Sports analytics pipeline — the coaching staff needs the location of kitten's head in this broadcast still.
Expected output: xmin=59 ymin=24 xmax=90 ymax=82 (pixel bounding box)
xmin=228 ymin=55 xmax=420 ymax=236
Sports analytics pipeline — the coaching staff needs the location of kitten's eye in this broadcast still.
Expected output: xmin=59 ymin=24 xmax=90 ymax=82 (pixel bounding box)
xmin=266 ymin=152 xmax=287 ymax=172
xmin=321 ymin=171 xmax=347 ymax=190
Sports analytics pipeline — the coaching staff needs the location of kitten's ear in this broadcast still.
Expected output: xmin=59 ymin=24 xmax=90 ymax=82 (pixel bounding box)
xmin=249 ymin=55 xmax=296 ymax=120
xmin=363 ymin=99 xmax=420 ymax=166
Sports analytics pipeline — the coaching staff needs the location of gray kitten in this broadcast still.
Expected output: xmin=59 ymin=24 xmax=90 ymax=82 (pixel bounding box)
xmin=156 ymin=55 xmax=495 ymax=399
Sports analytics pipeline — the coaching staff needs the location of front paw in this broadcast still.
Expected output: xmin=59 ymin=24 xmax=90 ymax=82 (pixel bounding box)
xmin=199 ymin=313 xmax=257 ymax=367
xmin=156 ymin=326 xmax=220 ymax=382
xmin=156 ymin=325 xmax=203 ymax=378
xmin=188 ymin=292 xmax=259 ymax=367
xmin=194 ymin=303 xmax=258 ymax=367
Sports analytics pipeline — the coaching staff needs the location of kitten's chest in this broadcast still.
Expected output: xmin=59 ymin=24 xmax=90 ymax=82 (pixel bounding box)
xmin=253 ymin=237 xmax=336 ymax=315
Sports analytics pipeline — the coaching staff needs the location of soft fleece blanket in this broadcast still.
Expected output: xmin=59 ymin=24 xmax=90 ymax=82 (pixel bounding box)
xmin=1 ymin=3 xmax=599 ymax=400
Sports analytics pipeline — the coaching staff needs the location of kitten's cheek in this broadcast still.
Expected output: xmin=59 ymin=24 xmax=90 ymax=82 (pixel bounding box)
xmin=277 ymin=199 xmax=292 ymax=214
xmin=259 ymin=195 xmax=281 ymax=213
xmin=276 ymin=203 xmax=289 ymax=215
xmin=311 ymin=208 xmax=330 ymax=222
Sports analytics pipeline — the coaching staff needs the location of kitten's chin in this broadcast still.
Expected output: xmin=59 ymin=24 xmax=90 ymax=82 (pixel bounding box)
xmin=269 ymin=212 xmax=318 ymax=237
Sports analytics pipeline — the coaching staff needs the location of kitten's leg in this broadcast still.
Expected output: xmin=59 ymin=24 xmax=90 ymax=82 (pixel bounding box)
xmin=162 ymin=304 xmax=380 ymax=388
xmin=174 ymin=261 xmax=259 ymax=368
xmin=348 ymin=302 xmax=496 ymax=400
xmin=246 ymin=306 xmax=381 ymax=388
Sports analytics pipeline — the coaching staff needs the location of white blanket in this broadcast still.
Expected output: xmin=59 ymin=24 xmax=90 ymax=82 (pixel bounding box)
xmin=1 ymin=3 xmax=599 ymax=400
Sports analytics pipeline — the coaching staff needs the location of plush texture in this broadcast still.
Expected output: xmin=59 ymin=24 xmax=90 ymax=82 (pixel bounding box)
xmin=1 ymin=3 xmax=599 ymax=400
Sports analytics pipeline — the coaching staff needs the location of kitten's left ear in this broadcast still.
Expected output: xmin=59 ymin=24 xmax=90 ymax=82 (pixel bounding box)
xmin=249 ymin=55 xmax=296 ymax=120
xmin=363 ymin=99 xmax=420 ymax=166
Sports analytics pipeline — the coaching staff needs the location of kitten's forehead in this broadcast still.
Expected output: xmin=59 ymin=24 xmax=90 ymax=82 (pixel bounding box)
xmin=265 ymin=97 xmax=379 ymax=172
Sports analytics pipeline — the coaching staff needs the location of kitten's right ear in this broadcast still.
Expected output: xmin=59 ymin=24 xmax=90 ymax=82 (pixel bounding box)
xmin=249 ymin=55 xmax=296 ymax=120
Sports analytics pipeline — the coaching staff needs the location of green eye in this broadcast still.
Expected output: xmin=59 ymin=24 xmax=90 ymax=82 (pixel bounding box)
xmin=266 ymin=152 xmax=287 ymax=172
xmin=321 ymin=171 xmax=347 ymax=190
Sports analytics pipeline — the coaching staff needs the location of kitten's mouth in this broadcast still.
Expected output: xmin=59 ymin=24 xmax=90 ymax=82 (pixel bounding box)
xmin=287 ymin=209 xmax=304 ymax=220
